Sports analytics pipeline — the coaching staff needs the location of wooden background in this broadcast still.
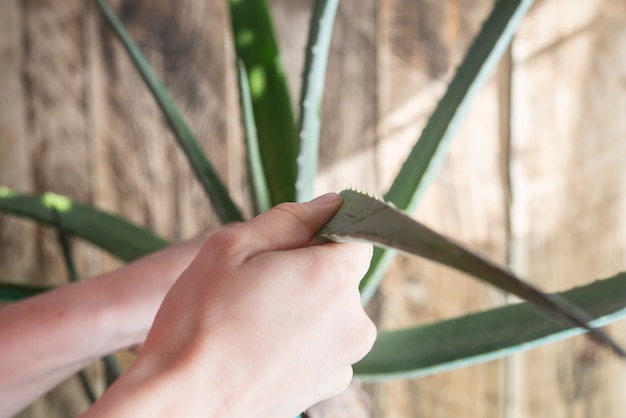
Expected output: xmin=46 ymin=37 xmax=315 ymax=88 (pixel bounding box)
xmin=1 ymin=0 xmax=626 ymax=416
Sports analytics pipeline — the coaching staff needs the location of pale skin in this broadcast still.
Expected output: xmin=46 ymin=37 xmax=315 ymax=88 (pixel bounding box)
xmin=0 ymin=193 xmax=375 ymax=418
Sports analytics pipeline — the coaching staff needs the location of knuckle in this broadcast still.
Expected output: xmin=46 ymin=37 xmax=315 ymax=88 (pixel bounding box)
xmin=334 ymin=367 xmax=354 ymax=396
xmin=323 ymin=367 xmax=354 ymax=400
xmin=341 ymin=366 xmax=354 ymax=388
xmin=333 ymin=243 xmax=373 ymax=281
xmin=270 ymin=202 xmax=311 ymax=231
xmin=361 ymin=316 xmax=377 ymax=354
xmin=350 ymin=243 xmax=374 ymax=275
xmin=351 ymin=315 xmax=377 ymax=362
xmin=272 ymin=202 xmax=305 ymax=221
xmin=272 ymin=201 xmax=299 ymax=213
xmin=204 ymin=227 xmax=246 ymax=261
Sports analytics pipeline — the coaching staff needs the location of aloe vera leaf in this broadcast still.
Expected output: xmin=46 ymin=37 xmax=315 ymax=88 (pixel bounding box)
xmin=228 ymin=0 xmax=297 ymax=205
xmin=51 ymin=208 xmax=79 ymax=282
xmin=94 ymin=0 xmax=243 ymax=224
xmin=360 ymin=0 xmax=534 ymax=304
xmin=0 ymin=282 xmax=51 ymax=301
xmin=103 ymin=354 xmax=122 ymax=386
xmin=237 ymin=61 xmax=271 ymax=214
xmin=320 ymin=190 xmax=625 ymax=357
xmin=355 ymin=272 xmax=626 ymax=379
xmin=0 ymin=189 xmax=168 ymax=262
xmin=76 ymin=372 xmax=98 ymax=403
xmin=295 ymin=0 xmax=340 ymax=203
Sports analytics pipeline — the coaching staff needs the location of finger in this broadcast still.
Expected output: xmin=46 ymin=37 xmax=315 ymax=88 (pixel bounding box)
xmin=241 ymin=193 xmax=343 ymax=255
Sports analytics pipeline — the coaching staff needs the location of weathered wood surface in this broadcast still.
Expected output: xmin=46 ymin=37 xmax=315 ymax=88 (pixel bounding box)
xmin=371 ymin=1 xmax=509 ymax=417
xmin=1 ymin=0 xmax=625 ymax=417
xmin=507 ymin=1 xmax=626 ymax=416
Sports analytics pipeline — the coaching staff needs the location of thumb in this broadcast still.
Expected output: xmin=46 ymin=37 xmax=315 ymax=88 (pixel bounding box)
xmin=242 ymin=193 xmax=342 ymax=253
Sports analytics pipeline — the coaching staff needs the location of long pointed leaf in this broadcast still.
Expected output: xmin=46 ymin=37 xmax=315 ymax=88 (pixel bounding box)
xmin=228 ymin=0 xmax=297 ymax=205
xmin=51 ymin=208 xmax=79 ymax=282
xmin=76 ymin=371 xmax=98 ymax=404
xmin=360 ymin=0 xmax=534 ymax=303
xmin=237 ymin=61 xmax=271 ymax=214
xmin=295 ymin=0 xmax=340 ymax=202
xmin=320 ymin=190 xmax=625 ymax=357
xmin=355 ymin=272 xmax=626 ymax=379
xmin=0 ymin=189 xmax=168 ymax=262
xmin=103 ymin=355 xmax=122 ymax=387
xmin=94 ymin=0 xmax=243 ymax=224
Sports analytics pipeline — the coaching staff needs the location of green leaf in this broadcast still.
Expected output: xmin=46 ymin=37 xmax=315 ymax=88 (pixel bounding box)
xmin=321 ymin=190 xmax=625 ymax=357
xmin=228 ymin=0 xmax=297 ymax=205
xmin=0 ymin=190 xmax=169 ymax=262
xmin=77 ymin=371 xmax=98 ymax=404
xmin=386 ymin=0 xmax=534 ymax=212
xmin=355 ymin=272 xmax=626 ymax=379
xmin=94 ymin=0 xmax=243 ymax=224
xmin=103 ymin=355 xmax=122 ymax=386
xmin=360 ymin=0 xmax=535 ymax=304
xmin=0 ymin=282 xmax=51 ymax=301
xmin=51 ymin=208 xmax=79 ymax=282
xmin=295 ymin=0 xmax=340 ymax=202
xmin=237 ymin=61 xmax=271 ymax=214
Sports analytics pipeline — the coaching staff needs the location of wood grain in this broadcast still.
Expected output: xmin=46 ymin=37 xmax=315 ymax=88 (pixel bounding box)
xmin=1 ymin=0 xmax=626 ymax=417
xmin=2 ymin=0 xmax=243 ymax=416
xmin=373 ymin=1 xmax=509 ymax=417
xmin=507 ymin=0 xmax=626 ymax=417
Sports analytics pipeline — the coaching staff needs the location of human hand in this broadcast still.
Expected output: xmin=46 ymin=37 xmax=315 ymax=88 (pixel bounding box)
xmin=85 ymin=193 xmax=375 ymax=418
xmin=0 ymin=221 xmax=212 ymax=417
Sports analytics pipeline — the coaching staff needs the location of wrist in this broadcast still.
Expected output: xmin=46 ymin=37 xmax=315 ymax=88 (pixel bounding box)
xmin=105 ymin=234 xmax=211 ymax=348
xmin=83 ymin=353 xmax=226 ymax=418
xmin=92 ymin=247 xmax=191 ymax=351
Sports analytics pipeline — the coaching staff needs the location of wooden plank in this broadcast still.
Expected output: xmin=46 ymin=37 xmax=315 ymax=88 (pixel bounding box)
xmin=0 ymin=0 xmax=37 ymax=282
xmin=270 ymin=0 xmax=381 ymax=195
xmin=4 ymin=0 xmax=626 ymax=417
xmin=5 ymin=2 xmax=99 ymax=416
xmin=373 ymin=1 xmax=509 ymax=417
xmin=508 ymin=0 xmax=626 ymax=416
xmin=2 ymin=0 xmax=243 ymax=416
xmin=90 ymin=0 xmax=245 ymax=239
xmin=316 ymin=0 xmax=379 ymax=192
xmin=269 ymin=0 xmax=313 ymax=102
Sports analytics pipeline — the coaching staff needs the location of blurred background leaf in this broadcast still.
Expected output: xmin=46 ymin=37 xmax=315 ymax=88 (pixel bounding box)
xmin=228 ymin=0 xmax=297 ymax=205
xmin=359 ymin=0 xmax=534 ymax=304
xmin=0 ymin=191 xmax=168 ymax=262
xmin=295 ymin=0 xmax=340 ymax=203
xmin=356 ymin=272 xmax=626 ymax=378
xmin=95 ymin=0 xmax=243 ymax=224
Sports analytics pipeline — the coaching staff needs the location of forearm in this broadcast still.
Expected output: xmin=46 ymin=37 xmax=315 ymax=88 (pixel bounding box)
xmin=0 ymin=231 xmax=207 ymax=417
xmin=0 ymin=273 xmax=138 ymax=416
xmin=0 ymin=247 xmax=188 ymax=417
xmin=3 ymin=360 xmax=93 ymax=418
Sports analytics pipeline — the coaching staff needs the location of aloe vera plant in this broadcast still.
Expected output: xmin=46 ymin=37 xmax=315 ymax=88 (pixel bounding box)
xmin=1 ymin=0 xmax=626 ymax=412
